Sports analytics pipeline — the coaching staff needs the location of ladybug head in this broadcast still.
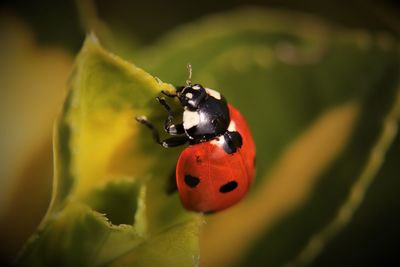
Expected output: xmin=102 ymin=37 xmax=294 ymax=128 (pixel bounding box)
xmin=177 ymin=84 xmax=207 ymax=110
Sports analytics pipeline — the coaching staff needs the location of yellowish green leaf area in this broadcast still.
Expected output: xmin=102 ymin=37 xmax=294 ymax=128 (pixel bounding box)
xmin=17 ymin=35 xmax=201 ymax=267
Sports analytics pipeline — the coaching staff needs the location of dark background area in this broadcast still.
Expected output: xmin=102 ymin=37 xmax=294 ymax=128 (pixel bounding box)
xmin=1 ymin=0 xmax=400 ymax=50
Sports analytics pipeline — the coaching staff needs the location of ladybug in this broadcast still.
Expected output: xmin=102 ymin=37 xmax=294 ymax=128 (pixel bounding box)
xmin=136 ymin=66 xmax=256 ymax=213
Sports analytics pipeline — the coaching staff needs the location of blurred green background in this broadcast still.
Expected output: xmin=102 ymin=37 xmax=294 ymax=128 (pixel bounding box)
xmin=0 ymin=0 xmax=399 ymax=266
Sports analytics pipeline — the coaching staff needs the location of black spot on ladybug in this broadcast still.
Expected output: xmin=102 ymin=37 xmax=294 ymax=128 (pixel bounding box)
xmin=219 ymin=181 xmax=238 ymax=193
xmin=184 ymin=175 xmax=200 ymax=188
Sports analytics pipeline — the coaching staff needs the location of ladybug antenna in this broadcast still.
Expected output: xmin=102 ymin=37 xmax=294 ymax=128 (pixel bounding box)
xmin=186 ymin=63 xmax=192 ymax=86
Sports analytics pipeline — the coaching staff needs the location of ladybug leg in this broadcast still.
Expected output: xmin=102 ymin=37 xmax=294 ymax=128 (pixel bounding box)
xmin=165 ymin=123 xmax=184 ymax=135
xmin=161 ymin=135 xmax=189 ymax=147
xmin=136 ymin=116 xmax=188 ymax=147
xmin=156 ymin=97 xmax=185 ymax=135
xmin=161 ymin=85 xmax=185 ymax=97
xmin=161 ymin=90 xmax=178 ymax=97
xmin=222 ymin=131 xmax=243 ymax=154
xmin=135 ymin=116 xmax=163 ymax=144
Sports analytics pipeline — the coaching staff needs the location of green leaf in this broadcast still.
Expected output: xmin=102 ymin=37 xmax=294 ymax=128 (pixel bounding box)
xmin=16 ymin=35 xmax=201 ymax=267
xmin=109 ymin=220 xmax=200 ymax=267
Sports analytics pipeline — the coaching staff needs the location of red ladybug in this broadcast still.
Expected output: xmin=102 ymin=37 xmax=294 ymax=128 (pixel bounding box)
xmin=136 ymin=70 xmax=255 ymax=213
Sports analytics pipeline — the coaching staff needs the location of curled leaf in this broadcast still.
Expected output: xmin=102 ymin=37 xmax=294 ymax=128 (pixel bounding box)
xmin=17 ymin=35 xmax=200 ymax=267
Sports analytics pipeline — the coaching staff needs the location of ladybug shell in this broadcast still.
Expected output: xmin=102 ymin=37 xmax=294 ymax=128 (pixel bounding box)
xmin=176 ymin=105 xmax=256 ymax=212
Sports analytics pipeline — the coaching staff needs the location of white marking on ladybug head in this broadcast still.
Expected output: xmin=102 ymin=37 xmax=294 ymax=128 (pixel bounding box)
xmin=192 ymin=85 xmax=201 ymax=90
xmin=210 ymin=135 xmax=225 ymax=147
xmin=227 ymin=120 xmax=236 ymax=132
xmin=183 ymin=110 xmax=200 ymax=129
xmin=186 ymin=92 xmax=193 ymax=99
xmin=205 ymin=88 xmax=221 ymax=100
